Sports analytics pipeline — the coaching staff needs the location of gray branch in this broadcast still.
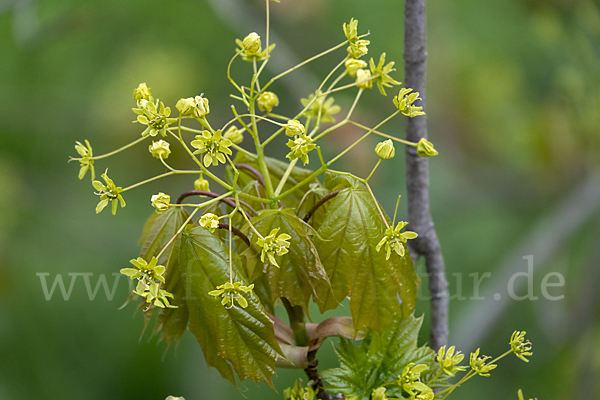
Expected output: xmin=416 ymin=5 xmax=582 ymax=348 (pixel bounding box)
xmin=404 ymin=0 xmax=449 ymax=350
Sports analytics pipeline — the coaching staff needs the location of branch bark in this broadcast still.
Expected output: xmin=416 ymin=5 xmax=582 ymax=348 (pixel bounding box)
xmin=404 ymin=0 xmax=449 ymax=350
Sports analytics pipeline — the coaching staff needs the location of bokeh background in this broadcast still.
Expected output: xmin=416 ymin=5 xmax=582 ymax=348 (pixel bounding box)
xmin=1 ymin=0 xmax=599 ymax=399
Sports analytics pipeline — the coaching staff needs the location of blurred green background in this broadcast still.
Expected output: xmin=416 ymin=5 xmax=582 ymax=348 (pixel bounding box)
xmin=1 ymin=0 xmax=599 ymax=399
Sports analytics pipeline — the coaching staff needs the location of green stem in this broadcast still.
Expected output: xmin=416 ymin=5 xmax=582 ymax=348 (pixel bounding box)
xmin=346 ymin=88 xmax=363 ymax=120
xmin=366 ymin=182 xmax=390 ymax=229
xmin=262 ymin=40 xmax=349 ymax=93
xmin=365 ymin=158 xmax=382 ymax=182
xmin=349 ymin=120 xmax=417 ymax=147
xmin=74 ymin=136 xmax=147 ymax=161
xmin=248 ymin=101 xmax=276 ymax=206
xmin=327 ymin=110 xmax=400 ymax=166
xmin=156 ymin=207 xmax=199 ymax=260
xmin=273 ymin=158 xmax=298 ymax=197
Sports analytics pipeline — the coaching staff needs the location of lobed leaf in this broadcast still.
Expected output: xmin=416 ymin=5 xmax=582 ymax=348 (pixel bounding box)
xmin=314 ymin=174 xmax=419 ymax=335
xmin=321 ymin=315 xmax=444 ymax=400
xmin=180 ymin=226 xmax=284 ymax=386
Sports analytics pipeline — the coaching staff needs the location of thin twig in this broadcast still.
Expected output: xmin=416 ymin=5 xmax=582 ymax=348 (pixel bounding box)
xmin=404 ymin=0 xmax=449 ymax=350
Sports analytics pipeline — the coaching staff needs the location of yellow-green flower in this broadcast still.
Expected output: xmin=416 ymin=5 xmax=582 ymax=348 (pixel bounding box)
xmin=74 ymin=140 xmax=95 ymax=181
xmin=132 ymin=98 xmax=176 ymax=137
xmin=393 ymin=88 xmax=426 ymax=118
xmin=257 ymin=91 xmax=279 ymax=112
xmin=343 ymin=18 xmax=370 ymax=59
xmin=416 ymin=138 xmax=438 ymax=158
xmin=176 ymin=95 xmax=210 ymax=118
xmin=284 ymin=380 xmax=316 ymax=400
xmin=208 ymin=281 xmax=254 ymax=309
xmin=398 ymin=363 xmax=432 ymax=398
xmin=150 ymin=192 xmax=170 ymax=214
xmin=194 ymin=176 xmax=210 ymax=192
xmin=437 ymin=345 xmax=467 ymax=377
xmin=133 ymin=82 xmax=152 ymax=103
xmin=356 ymin=69 xmax=373 ymax=90
xmin=92 ymin=169 xmax=125 ymax=215
xmin=345 ymin=58 xmax=367 ymax=78
xmin=469 ymin=348 xmax=497 ymax=377
xmin=242 ymin=32 xmax=261 ymax=54
xmin=300 ymin=91 xmax=341 ymax=123
xmin=257 ymin=228 xmax=291 ymax=268
xmin=369 ymin=53 xmax=401 ymax=96
xmin=199 ymin=213 xmax=219 ymax=233
xmin=376 ymin=221 xmax=418 ymax=259
xmin=120 ymin=256 xmax=177 ymax=309
xmin=286 ymin=134 xmax=316 ymax=165
xmin=149 ymin=139 xmax=171 ymax=159
xmin=223 ymin=125 xmax=243 ymax=144
xmin=190 ymin=130 xmax=233 ymax=167
xmin=235 ymin=34 xmax=276 ymax=62
xmin=511 ymin=331 xmax=533 ymax=362
xmin=285 ymin=119 xmax=305 ymax=137
xmin=375 ymin=139 xmax=395 ymax=159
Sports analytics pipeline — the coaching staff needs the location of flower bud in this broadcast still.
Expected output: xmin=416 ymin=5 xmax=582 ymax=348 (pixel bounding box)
xmin=375 ymin=139 xmax=395 ymax=159
xmin=242 ymin=32 xmax=261 ymax=54
xmin=200 ymin=213 xmax=220 ymax=233
xmin=176 ymin=95 xmax=210 ymax=118
xmin=151 ymin=192 xmax=170 ymax=214
xmin=176 ymin=97 xmax=194 ymax=115
xmin=149 ymin=140 xmax=171 ymax=159
xmin=257 ymin=91 xmax=279 ymax=112
xmin=285 ymin=120 xmax=305 ymax=137
xmin=345 ymin=58 xmax=367 ymax=78
xmin=356 ymin=69 xmax=373 ymax=89
xmin=223 ymin=125 xmax=243 ymax=144
xmin=133 ymin=83 xmax=151 ymax=103
xmin=416 ymin=138 xmax=438 ymax=157
xmin=194 ymin=177 xmax=210 ymax=192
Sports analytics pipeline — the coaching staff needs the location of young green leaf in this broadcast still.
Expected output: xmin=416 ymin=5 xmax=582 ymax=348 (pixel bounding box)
xmin=313 ymin=176 xmax=419 ymax=335
xmin=180 ymin=226 xmax=284 ymax=386
xmin=321 ymin=315 xmax=444 ymax=400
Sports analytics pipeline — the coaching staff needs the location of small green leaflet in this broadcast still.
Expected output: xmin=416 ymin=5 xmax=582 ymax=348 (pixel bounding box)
xmin=321 ymin=315 xmax=444 ymax=400
xmin=180 ymin=226 xmax=284 ymax=386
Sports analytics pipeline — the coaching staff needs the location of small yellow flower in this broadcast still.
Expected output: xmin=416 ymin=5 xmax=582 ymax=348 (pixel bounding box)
xmin=199 ymin=213 xmax=220 ymax=233
xmin=74 ymin=140 xmax=95 ymax=181
xmin=376 ymin=221 xmax=418 ymax=259
xmin=345 ymin=58 xmax=367 ymax=78
xmin=92 ymin=169 xmax=126 ymax=215
xmin=393 ymin=88 xmax=426 ymax=118
xmin=133 ymin=83 xmax=152 ymax=103
xmin=511 ymin=331 xmax=533 ymax=362
xmin=208 ymin=281 xmax=255 ymax=309
xmin=150 ymin=192 xmax=170 ymax=214
xmin=194 ymin=176 xmax=210 ymax=192
xmin=257 ymin=228 xmax=291 ymax=268
xmin=257 ymin=91 xmax=279 ymax=112
xmin=148 ymin=139 xmax=171 ymax=159
xmin=242 ymin=32 xmax=261 ymax=54
xmin=416 ymin=138 xmax=438 ymax=158
xmin=356 ymin=69 xmax=373 ymax=90
xmin=437 ymin=345 xmax=467 ymax=376
xmin=285 ymin=119 xmax=305 ymax=137
xmin=375 ymin=140 xmax=395 ymax=159
xmin=469 ymin=348 xmax=497 ymax=377
xmin=223 ymin=125 xmax=243 ymax=144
